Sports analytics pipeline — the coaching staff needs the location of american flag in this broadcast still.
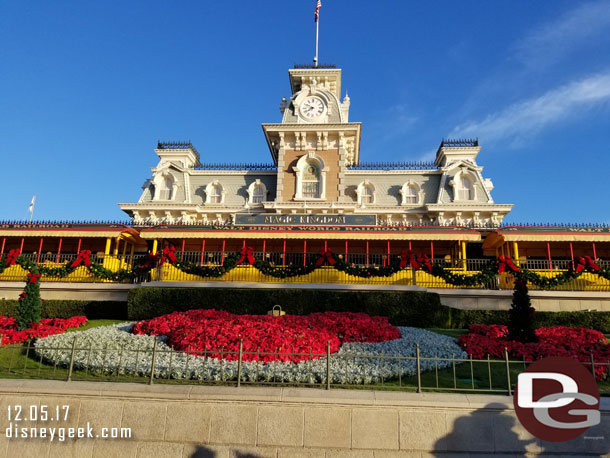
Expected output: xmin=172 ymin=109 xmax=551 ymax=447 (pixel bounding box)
xmin=314 ymin=0 xmax=322 ymax=22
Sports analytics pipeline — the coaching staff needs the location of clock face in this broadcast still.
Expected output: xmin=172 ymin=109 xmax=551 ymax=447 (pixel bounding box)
xmin=299 ymin=96 xmax=325 ymax=120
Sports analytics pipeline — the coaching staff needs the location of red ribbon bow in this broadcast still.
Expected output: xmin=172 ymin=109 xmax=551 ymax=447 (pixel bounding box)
xmin=584 ymin=256 xmax=601 ymax=272
xmin=70 ymin=250 xmax=92 ymax=268
xmin=315 ymin=249 xmax=336 ymax=266
xmin=498 ymin=256 xmax=520 ymax=274
xmin=140 ymin=253 xmax=158 ymax=269
xmin=5 ymin=249 xmax=20 ymax=267
xmin=417 ymin=254 xmax=433 ymax=272
xmin=18 ymin=291 xmax=27 ymax=301
xmin=399 ymin=249 xmax=409 ymax=268
xmin=27 ymin=273 xmax=41 ymax=284
xmin=159 ymin=246 xmax=178 ymax=265
xmin=236 ymin=247 xmax=256 ymax=265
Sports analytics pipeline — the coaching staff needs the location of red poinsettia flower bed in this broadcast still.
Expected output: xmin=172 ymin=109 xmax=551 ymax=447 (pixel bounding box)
xmin=0 ymin=316 xmax=87 ymax=345
xmin=459 ymin=324 xmax=610 ymax=379
xmin=132 ymin=309 xmax=401 ymax=362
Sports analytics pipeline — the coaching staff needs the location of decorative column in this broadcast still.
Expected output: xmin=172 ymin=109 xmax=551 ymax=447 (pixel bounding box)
xmin=512 ymin=242 xmax=519 ymax=266
xmin=56 ymin=238 xmax=63 ymax=263
xmin=36 ymin=237 xmax=43 ymax=263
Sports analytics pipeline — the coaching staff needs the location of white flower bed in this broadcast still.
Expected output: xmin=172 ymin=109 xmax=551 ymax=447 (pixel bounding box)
xmin=34 ymin=323 xmax=466 ymax=384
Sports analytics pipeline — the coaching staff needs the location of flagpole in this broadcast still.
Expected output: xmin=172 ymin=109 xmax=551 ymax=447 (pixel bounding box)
xmin=314 ymin=17 xmax=319 ymax=67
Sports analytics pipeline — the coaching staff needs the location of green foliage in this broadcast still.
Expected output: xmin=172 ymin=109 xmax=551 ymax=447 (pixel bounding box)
xmin=0 ymin=299 xmax=127 ymax=320
xmin=127 ymin=288 xmax=610 ymax=333
xmin=16 ymin=278 xmax=43 ymax=330
xmin=172 ymin=254 xmax=240 ymax=278
xmin=127 ymin=287 xmax=450 ymax=327
xmin=507 ymin=279 xmax=537 ymax=342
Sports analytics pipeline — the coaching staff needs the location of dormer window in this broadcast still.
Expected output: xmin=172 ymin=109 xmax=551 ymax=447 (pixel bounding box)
xmin=405 ymin=185 xmax=417 ymax=203
xmin=361 ymin=185 xmax=374 ymax=204
xmin=356 ymin=181 xmax=376 ymax=206
xmin=252 ymin=185 xmax=265 ymax=203
xmin=205 ymin=181 xmax=224 ymax=204
xmin=450 ymin=170 xmax=476 ymax=201
xmin=247 ymin=180 xmax=267 ymax=205
xmin=459 ymin=175 xmax=474 ymax=200
xmin=400 ymin=181 xmax=422 ymax=205
xmin=152 ymin=172 xmax=175 ymax=201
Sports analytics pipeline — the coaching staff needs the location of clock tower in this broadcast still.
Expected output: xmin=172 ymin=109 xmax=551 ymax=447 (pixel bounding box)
xmin=262 ymin=65 xmax=361 ymax=212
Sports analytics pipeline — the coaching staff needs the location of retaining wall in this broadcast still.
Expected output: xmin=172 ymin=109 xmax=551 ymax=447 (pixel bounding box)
xmin=0 ymin=379 xmax=608 ymax=457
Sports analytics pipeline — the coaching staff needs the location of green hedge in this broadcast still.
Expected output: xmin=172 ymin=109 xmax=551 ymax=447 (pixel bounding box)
xmin=0 ymin=299 xmax=127 ymax=320
xmin=448 ymin=309 xmax=610 ymax=333
xmin=2 ymin=287 xmax=609 ymax=333
xmin=127 ymin=287 xmax=610 ymax=333
xmin=127 ymin=287 xmax=450 ymax=327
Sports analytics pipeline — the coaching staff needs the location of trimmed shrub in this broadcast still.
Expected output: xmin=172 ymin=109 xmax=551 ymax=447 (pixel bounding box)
xmin=127 ymin=287 xmax=450 ymax=328
xmin=127 ymin=287 xmax=610 ymax=333
xmin=0 ymin=299 xmax=127 ymax=320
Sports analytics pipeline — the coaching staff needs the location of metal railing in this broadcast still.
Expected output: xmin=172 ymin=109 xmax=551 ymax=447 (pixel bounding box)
xmin=0 ymin=253 xmax=148 ymax=283
xmin=1 ymin=253 xmax=608 ymax=290
xmin=4 ymin=338 xmax=610 ymax=395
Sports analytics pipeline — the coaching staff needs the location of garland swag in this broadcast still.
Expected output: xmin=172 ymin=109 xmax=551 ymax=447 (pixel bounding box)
xmin=1 ymin=248 xmax=608 ymax=288
xmin=1 ymin=246 xmax=608 ymax=330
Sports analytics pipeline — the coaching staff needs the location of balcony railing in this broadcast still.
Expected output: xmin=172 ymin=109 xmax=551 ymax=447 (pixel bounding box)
xmin=1 ymin=254 xmax=608 ymax=291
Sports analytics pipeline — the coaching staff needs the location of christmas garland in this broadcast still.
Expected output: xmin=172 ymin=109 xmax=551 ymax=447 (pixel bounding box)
xmin=4 ymin=246 xmax=606 ymax=331
xmin=2 ymin=248 xmax=608 ymax=287
xmin=498 ymin=255 xmax=610 ymax=289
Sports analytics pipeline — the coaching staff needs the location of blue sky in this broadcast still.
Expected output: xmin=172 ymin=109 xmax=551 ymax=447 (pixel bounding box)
xmin=1 ymin=1 xmax=609 ymax=223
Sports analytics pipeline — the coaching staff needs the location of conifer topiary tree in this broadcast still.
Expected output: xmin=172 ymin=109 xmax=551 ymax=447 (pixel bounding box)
xmin=508 ymin=278 xmax=537 ymax=342
xmin=16 ymin=272 xmax=43 ymax=330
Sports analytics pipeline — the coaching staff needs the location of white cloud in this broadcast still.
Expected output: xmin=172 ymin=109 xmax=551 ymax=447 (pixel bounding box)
xmin=450 ymin=72 xmax=610 ymax=142
xmin=513 ymin=0 xmax=610 ymax=69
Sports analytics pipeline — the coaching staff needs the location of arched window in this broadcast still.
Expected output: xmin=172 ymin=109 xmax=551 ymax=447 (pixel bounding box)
xmin=459 ymin=175 xmax=474 ymax=200
xmin=400 ymin=181 xmax=421 ymax=205
xmin=302 ymin=161 xmax=321 ymax=198
xmin=152 ymin=172 xmax=175 ymax=201
xmin=252 ymin=185 xmax=265 ymax=203
xmin=361 ymin=185 xmax=374 ymax=204
xmin=404 ymin=185 xmax=417 ymax=204
xmin=356 ymin=181 xmax=376 ymax=206
xmin=293 ymin=152 xmax=327 ymax=200
xmin=159 ymin=175 xmax=174 ymax=200
xmin=205 ymin=181 xmax=224 ymax=204
xmin=209 ymin=185 xmax=222 ymax=203
xmin=247 ymin=180 xmax=267 ymax=205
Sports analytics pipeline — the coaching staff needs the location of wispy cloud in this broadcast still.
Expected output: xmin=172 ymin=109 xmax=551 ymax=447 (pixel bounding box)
xmin=450 ymin=72 xmax=610 ymax=143
xmin=513 ymin=0 xmax=610 ymax=69
xmin=370 ymin=104 xmax=419 ymax=143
